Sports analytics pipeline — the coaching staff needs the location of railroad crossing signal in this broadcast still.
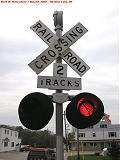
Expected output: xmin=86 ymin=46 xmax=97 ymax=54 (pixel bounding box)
xmin=18 ymin=12 xmax=105 ymax=160
xmin=19 ymin=12 xmax=104 ymax=132
xmin=18 ymin=91 xmax=104 ymax=130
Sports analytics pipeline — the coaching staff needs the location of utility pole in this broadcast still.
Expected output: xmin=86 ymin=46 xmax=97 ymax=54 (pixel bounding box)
xmin=64 ymin=111 xmax=68 ymax=152
xmin=53 ymin=11 xmax=64 ymax=160
xmin=77 ymin=129 xmax=80 ymax=160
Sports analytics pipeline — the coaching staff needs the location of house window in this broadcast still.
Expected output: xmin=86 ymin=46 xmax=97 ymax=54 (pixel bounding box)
xmin=108 ymin=132 xmax=117 ymax=137
xmin=100 ymin=124 xmax=107 ymax=128
xmin=11 ymin=131 xmax=12 ymax=136
xmin=79 ymin=133 xmax=85 ymax=137
xmin=5 ymin=129 xmax=6 ymax=134
xmin=4 ymin=142 xmax=8 ymax=147
xmin=92 ymin=133 xmax=96 ymax=137
xmin=11 ymin=142 xmax=14 ymax=147
xmin=7 ymin=130 xmax=9 ymax=134
xmin=15 ymin=132 xmax=17 ymax=137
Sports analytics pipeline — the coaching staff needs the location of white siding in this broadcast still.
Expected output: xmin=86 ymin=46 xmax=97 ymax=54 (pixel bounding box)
xmin=74 ymin=121 xmax=120 ymax=141
xmin=71 ymin=121 xmax=120 ymax=151
xmin=0 ymin=126 xmax=21 ymax=152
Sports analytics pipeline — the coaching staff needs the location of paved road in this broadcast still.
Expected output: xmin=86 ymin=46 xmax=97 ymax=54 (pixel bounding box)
xmin=0 ymin=152 xmax=68 ymax=160
xmin=0 ymin=152 xmax=28 ymax=160
xmin=0 ymin=151 xmax=96 ymax=160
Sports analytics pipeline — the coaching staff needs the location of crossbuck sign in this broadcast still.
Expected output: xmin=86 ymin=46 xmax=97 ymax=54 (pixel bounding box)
xmin=29 ymin=20 xmax=90 ymax=77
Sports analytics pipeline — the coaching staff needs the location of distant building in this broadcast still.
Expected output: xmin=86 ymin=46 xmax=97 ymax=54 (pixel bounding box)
xmin=0 ymin=125 xmax=21 ymax=152
xmin=70 ymin=121 xmax=120 ymax=151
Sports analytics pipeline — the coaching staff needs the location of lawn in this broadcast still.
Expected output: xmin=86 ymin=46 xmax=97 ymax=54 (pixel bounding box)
xmin=67 ymin=155 xmax=112 ymax=160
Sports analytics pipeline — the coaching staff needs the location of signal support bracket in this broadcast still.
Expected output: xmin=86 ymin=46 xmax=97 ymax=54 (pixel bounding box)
xmin=48 ymin=93 xmax=75 ymax=103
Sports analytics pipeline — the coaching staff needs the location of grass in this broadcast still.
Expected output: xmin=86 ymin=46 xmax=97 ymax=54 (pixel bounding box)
xmin=67 ymin=155 xmax=112 ymax=160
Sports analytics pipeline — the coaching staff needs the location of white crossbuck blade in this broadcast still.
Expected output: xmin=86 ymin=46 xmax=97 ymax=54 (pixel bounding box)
xmin=29 ymin=20 xmax=90 ymax=77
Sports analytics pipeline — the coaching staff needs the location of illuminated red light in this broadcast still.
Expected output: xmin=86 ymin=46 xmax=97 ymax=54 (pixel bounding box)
xmin=77 ymin=97 xmax=96 ymax=116
xmin=79 ymin=101 xmax=93 ymax=116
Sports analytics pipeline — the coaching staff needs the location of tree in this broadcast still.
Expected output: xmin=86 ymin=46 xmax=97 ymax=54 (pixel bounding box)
xmin=16 ymin=126 xmax=24 ymax=138
xmin=16 ymin=126 xmax=56 ymax=148
xmin=110 ymin=142 xmax=120 ymax=160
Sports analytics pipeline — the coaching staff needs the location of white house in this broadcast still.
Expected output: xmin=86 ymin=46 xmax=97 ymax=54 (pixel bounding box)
xmin=70 ymin=121 xmax=120 ymax=151
xmin=0 ymin=125 xmax=21 ymax=152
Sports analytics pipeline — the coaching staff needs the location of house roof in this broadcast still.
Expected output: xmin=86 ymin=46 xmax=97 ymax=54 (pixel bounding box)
xmin=0 ymin=125 xmax=17 ymax=131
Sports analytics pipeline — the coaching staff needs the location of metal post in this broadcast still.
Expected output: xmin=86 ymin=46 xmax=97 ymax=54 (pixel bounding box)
xmin=53 ymin=11 xmax=64 ymax=160
xmin=77 ymin=129 xmax=80 ymax=160
xmin=64 ymin=111 xmax=68 ymax=152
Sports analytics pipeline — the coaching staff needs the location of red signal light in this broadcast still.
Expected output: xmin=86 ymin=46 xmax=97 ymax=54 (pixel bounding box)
xmin=77 ymin=97 xmax=97 ymax=116
xmin=66 ymin=92 xmax=104 ymax=129
xmin=78 ymin=101 xmax=93 ymax=116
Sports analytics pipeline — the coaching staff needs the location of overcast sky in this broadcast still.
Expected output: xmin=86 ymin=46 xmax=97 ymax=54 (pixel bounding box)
xmin=0 ymin=0 xmax=119 ymax=132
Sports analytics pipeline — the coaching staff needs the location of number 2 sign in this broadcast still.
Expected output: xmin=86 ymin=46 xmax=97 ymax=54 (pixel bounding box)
xmin=53 ymin=63 xmax=67 ymax=77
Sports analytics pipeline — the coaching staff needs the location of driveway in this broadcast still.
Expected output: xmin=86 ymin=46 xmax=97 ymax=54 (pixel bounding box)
xmin=0 ymin=151 xmax=28 ymax=160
